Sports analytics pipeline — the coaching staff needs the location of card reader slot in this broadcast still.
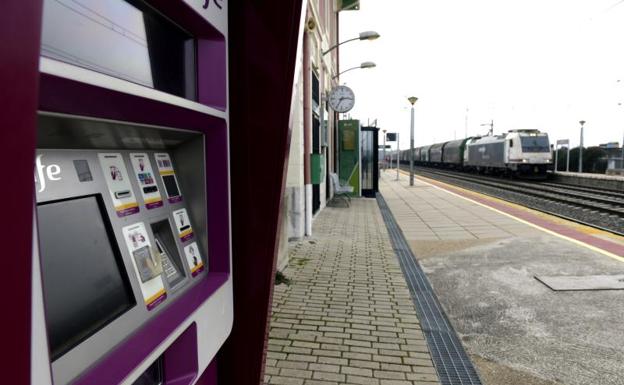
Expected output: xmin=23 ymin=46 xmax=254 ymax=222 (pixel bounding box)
xmin=114 ymin=190 xmax=131 ymax=199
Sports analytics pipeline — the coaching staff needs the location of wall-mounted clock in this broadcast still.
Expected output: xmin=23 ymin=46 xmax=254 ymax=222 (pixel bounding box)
xmin=328 ymin=85 xmax=355 ymax=113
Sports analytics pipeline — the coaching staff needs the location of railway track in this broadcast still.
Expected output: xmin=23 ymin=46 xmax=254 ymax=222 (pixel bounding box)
xmin=399 ymin=166 xmax=624 ymax=236
xmin=540 ymin=181 xmax=624 ymax=200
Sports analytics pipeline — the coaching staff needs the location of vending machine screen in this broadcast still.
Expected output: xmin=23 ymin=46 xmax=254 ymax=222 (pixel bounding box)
xmin=37 ymin=195 xmax=136 ymax=360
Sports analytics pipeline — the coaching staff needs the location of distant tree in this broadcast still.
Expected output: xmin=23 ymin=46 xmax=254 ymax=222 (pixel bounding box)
xmin=556 ymin=147 xmax=579 ymax=171
xmin=554 ymin=146 xmax=606 ymax=173
xmin=584 ymin=147 xmax=607 ymax=173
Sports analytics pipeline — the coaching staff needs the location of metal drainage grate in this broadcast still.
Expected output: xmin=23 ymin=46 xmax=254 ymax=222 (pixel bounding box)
xmin=377 ymin=193 xmax=482 ymax=385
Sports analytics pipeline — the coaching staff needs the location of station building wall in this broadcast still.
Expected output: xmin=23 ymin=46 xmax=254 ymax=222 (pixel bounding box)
xmin=277 ymin=0 xmax=342 ymax=271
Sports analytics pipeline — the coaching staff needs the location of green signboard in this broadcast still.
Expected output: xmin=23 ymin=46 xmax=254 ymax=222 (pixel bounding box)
xmin=338 ymin=0 xmax=360 ymax=11
xmin=338 ymin=119 xmax=359 ymax=196
xmin=311 ymin=153 xmax=325 ymax=185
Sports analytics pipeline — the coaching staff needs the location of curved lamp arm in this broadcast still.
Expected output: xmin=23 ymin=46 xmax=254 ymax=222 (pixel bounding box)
xmin=322 ymin=31 xmax=380 ymax=56
xmin=332 ymin=61 xmax=376 ymax=79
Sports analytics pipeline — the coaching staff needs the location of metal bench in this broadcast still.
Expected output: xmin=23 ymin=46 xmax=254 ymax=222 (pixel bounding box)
xmin=329 ymin=172 xmax=353 ymax=207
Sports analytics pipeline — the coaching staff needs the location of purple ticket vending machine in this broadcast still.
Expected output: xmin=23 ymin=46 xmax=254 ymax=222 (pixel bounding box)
xmin=14 ymin=1 xmax=231 ymax=384
xmin=3 ymin=1 xmax=303 ymax=384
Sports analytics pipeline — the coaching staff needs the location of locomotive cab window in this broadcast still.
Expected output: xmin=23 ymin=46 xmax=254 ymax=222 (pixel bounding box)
xmin=520 ymin=136 xmax=550 ymax=153
xmin=509 ymin=139 xmax=513 ymax=147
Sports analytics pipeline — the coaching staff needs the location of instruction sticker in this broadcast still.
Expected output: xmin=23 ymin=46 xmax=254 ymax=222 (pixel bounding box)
xmin=172 ymin=208 xmax=194 ymax=242
xmin=154 ymin=153 xmax=183 ymax=204
xmin=183 ymin=242 xmax=205 ymax=277
xmin=122 ymin=222 xmax=167 ymax=311
xmin=129 ymin=153 xmax=163 ymax=209
xmin=98 ymin=153 xmax=139 ymax=217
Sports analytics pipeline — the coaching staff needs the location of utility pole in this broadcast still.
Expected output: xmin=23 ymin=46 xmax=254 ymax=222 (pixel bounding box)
xmin=408 ymin=96 xmax=418 ymax=186
xmin=579 ymin=120 xmax=586 ymax=173
xmin=480 ymin=120 xmax=494 ymax=136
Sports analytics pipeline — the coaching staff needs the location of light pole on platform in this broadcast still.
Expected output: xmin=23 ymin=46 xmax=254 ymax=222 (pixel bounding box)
xmin=617 ymin=80 xmax=623 ymax=168
xmin=396 ymin=133 xmax=400 ymax=181
xmin=579 ymin=120 xmax=586 ymax=173
xmin=408 ymin=96 xmax=418 ymax=186
xmin=382 ymin=129 xmax=387 ymax=170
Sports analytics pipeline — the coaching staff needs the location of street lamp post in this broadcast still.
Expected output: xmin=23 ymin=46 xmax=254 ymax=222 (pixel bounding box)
xmin=554 ymin=144 xmax=558 ymax=172
xmin=408 ymin=96 xmax=418 ymax=186
xmin=617 ymin=82 xmax=623 ymax=168
xmin=620 ymin=103 xmax=624 ymax=168
xmin=382 ymin=129 xmax=387 ymax=170
xmin=396 ymin=132 xmax=400 ymax=181
xmin=579 ymin=120 xmax=586 ymax=173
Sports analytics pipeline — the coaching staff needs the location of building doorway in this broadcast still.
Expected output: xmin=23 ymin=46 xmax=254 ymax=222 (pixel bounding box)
xmin=312 ymin=71 xmax=321 ymax=214
xmin=360 ymin=126 xmax=379 ymax=197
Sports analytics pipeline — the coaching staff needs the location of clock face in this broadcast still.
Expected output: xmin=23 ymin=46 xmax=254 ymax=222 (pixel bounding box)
xmin=328 ymin=85 xmax=355 ymax=113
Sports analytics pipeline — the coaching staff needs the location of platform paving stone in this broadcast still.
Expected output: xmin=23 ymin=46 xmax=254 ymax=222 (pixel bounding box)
xmin=380 ymin=171 xmax=542 ymax=242
xmin=264 ymin=199 xmax=440 ymax=385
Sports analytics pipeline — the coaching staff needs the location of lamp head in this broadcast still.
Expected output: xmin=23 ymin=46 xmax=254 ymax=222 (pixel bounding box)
xmin=360 ymin=61 xmax=376 ymax=69
xmin=579 ymin=120 xmax=586 ymax=125
xmin=408 ymin=96 xmax=418 ymax=105
xmin=359 ymin=31 xmax=380 ymax=40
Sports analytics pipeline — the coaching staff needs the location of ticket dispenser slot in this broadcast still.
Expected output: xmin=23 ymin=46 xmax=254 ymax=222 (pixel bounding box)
xmin=132 ymin=357 xmax=163 ymax=385
xmin=151 ymin=219 xmax=186 ymax=288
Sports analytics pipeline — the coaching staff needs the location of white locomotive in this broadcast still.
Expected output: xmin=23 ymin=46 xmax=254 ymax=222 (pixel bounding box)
xmin=465 ymin=129 xmax=552 ymax=176
xmin=399 ymin=129 xmax=553 ymax=178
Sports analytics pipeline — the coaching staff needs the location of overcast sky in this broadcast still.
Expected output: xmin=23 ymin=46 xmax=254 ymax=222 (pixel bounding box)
xmin=339 ymin=0 xmax=624 ymax=149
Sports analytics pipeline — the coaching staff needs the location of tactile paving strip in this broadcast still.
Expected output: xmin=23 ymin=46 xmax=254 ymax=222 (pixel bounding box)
xmin=377 ymin=193 xmax=483 ymax=385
